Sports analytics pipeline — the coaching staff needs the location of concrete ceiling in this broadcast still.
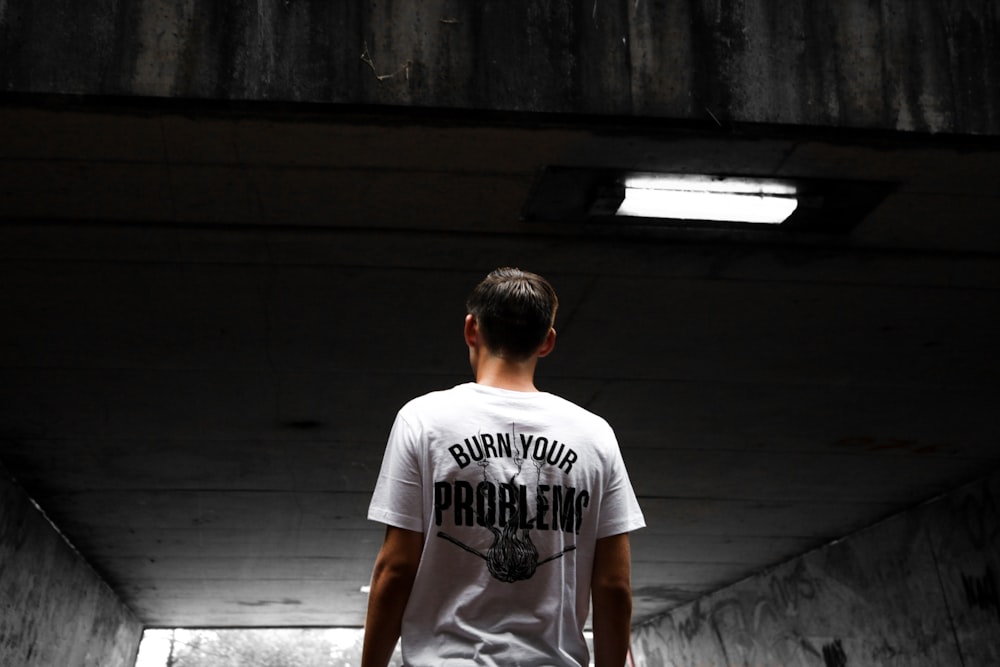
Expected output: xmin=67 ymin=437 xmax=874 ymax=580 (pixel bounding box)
xmin=1 ymin=100 xmax=999 ymax=628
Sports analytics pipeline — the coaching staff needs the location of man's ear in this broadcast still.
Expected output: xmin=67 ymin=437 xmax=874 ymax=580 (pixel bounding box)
xmin=464 ymin=314 xmax=478 ymax=348
xmin=537 ymin=327 xmax=557 ymax=358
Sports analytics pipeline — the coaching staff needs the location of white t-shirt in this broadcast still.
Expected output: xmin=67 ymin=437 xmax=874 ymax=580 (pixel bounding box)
xmin=368 ymin=382 xmax=646 ymax=667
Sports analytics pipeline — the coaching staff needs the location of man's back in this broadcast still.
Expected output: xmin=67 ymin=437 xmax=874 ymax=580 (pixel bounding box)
xmin=368 ymin=382 xmax=644 ymax=666
xmin=362 ymin=268 xmax=644 ymax=667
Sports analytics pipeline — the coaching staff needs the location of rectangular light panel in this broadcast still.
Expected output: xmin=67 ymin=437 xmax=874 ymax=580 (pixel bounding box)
xmin=615 ymin=173 xmax=798 ymax=224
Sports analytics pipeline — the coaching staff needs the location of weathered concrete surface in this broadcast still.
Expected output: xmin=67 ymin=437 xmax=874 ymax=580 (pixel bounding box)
xmin=0 ymin=469 xmax=142 ymax=667
xmin=630 ymin=467 xmax=1000 ymax=667
xmin=0 ymin=0 xmax=997 ymax=134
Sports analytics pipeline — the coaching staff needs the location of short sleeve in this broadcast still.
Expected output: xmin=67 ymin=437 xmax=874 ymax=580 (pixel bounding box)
xmin=367 ymin=411 xmax=426 ymax=532
xmin=595 ymin=433 xmax=646 ymax=539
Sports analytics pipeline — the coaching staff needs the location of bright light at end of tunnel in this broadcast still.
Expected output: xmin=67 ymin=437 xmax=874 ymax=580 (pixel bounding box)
xmin=615 ymin=174 xmax=798 ymax=224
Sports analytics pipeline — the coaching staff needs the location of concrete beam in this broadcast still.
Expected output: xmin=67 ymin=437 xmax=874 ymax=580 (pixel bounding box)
xmin=1 ymin=0 xmax=997 ymax=134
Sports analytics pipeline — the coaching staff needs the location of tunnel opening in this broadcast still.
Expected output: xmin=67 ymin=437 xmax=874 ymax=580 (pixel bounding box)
xmin=135 ymin=628 xmax=386 ymax=667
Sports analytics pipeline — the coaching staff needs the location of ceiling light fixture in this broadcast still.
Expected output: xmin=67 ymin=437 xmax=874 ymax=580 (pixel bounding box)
xmin=521 ymin=166 xmax=890 ymax=237
xmin=615 ymin=173 xmax=798 ymax=224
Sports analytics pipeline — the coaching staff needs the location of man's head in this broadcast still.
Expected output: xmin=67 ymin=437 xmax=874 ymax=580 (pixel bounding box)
xmin=465 ymin=267 xmax=559 ymax=361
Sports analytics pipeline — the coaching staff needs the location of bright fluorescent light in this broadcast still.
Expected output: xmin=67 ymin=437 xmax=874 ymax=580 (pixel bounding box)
xmin=615 ymin=174 xmax=798 ymax=224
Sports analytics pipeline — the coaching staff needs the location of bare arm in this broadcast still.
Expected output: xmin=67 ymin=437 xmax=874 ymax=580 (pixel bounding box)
xmin=591 ymin=532 xmax=633 ymax=667
xmin=361 ymin=526 xmax=423 ymax=667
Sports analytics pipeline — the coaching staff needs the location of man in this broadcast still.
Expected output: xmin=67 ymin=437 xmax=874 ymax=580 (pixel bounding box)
xmin=363 ymin=268 xmax=645 ymax=667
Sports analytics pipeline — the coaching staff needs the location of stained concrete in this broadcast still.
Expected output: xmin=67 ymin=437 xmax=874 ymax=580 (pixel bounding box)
xmin=0 ymin=468 xmax=142 ymax=667
xmin=631 ymin=468 xmax=1000 ymax=666
xmin=0 ymin=0 xmax=998 ymax=134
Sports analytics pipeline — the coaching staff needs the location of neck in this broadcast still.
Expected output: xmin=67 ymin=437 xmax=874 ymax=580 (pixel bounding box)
xmin=473 ymin=354 xmax=540 ymax=392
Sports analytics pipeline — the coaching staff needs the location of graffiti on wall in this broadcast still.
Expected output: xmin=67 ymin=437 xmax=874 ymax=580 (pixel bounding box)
xmin=961 ymin=567 xmax=999 ymax=620
xmin=633 ymin=560 xmax=838 ymax=667
xmin=821 ymin=639 xmax=847 ymax=667
xmin=956 ymin=483 xmax=1000 ymax=552
xmin=708 ymin=560 xmax=825 ymax=665
xmin=632 ymin=471 xmax=1000 ymax=667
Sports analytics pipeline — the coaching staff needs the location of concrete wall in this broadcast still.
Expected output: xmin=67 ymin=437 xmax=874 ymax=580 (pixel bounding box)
xmin=0 ymin=0 xmax=997 ymax=135
xmin=630 ymin=467 xmax=1000 ymax=667
xmin=0 ymin=468 xmax=143 ymax=667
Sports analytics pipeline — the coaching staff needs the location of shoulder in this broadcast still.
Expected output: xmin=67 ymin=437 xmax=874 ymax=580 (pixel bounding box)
xmin=396 ymin=383 xmax=475 ymax=419
xmin=403 ymin=383 xmax=472 ymax=406
xmin=541 ymin=391 xmax=614 ymax=430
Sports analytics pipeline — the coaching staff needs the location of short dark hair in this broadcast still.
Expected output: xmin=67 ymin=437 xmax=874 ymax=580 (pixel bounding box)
xmin=466 ymin=268 xmax=558 ymax=360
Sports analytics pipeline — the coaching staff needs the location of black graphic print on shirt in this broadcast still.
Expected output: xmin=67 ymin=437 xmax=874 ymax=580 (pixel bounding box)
xmin=435 ymin=428 xmax=588 ymax=583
